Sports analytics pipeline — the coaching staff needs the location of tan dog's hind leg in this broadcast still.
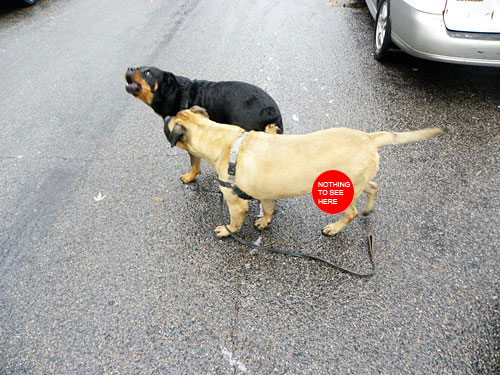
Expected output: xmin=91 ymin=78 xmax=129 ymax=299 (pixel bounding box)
xmin=255 ymin=200 xmax=275 ymax=230
xmin=322 ymin=201 xmax=359 ymax=236
xmin=362 ymin=181 xmax=378 ymax=216
xmin=180 ymin=156 xmax=201 ymax=183
xmin=215 ymin=188 xmax=249 ymax=238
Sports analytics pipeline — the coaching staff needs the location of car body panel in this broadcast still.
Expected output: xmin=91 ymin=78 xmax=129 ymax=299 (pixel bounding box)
xmin=365 ymin=0 xmax=500 ymax=66
xmin=366 ymin=0 xmax=377 ymax=19
xmin=444 ymin=0 xmax=499 ymax=33
xmin=396 ymin=0 xmax=447 ymax=14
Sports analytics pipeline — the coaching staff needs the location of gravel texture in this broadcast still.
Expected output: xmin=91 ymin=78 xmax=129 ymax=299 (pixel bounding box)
xmin=0 ymin=0 xmax=499 ymax=374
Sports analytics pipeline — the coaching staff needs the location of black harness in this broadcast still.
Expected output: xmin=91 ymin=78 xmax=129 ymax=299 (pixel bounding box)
xmin=217 ymin=132 xmax=254 ymax=200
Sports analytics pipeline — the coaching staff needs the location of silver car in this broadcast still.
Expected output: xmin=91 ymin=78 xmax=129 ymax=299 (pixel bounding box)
xmin=366 ymin=0 xmax=500 ymax=66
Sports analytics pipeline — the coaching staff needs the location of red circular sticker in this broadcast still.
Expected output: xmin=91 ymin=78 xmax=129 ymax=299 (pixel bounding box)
xmin=312 ymin=170 xmax=354 ymax=214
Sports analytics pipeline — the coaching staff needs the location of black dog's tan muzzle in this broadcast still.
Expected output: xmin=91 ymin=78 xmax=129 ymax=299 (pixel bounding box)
xmin=125 ymin=67 xmax=141 ymax=96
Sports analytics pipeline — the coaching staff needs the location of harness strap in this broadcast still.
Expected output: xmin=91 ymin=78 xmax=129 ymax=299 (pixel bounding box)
xmin=218 ymin=132 xmax=254 ymax=200
xmin=218 ymin=179 xmax=254 ymax=200
xmin=228 ymin=132 xmax=247 ymax=183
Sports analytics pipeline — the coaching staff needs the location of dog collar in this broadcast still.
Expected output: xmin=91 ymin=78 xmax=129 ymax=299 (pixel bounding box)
xmin=217 ymin=132 xmax=254 ymax=200
xmin=183 ymin=81 xmax=198 ymax=109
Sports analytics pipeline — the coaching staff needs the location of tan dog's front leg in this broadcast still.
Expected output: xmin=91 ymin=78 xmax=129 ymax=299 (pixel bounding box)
xmin=180 ymin=154 xmax=201 ymax=183
xmin=215 ymin=188 xmax=249 ymax=238
xmin=255 ymin=200 xmax=275 ymax=230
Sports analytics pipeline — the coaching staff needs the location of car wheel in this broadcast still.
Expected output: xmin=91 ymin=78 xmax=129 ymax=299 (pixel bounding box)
xmin=373 ymin=0 xmax=391 ymax=62
xmin=21 ymin=0 xmax=37 ymax=6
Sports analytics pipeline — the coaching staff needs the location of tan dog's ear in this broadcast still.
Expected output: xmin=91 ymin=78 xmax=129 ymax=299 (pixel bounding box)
xmin=190 ymin=106 xmax=209 ymax=118
xmin=170 ymin=123 xmax=187 ymax=148
xmin=163 ymin=116 xmax=173 ymax=143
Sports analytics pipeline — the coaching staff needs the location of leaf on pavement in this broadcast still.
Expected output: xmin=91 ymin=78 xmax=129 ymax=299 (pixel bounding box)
xmin=93 ymin=192 xmax=106 ymax=202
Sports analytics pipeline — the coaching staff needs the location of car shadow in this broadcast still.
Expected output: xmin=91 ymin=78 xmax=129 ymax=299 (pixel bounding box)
xmin=378 ymin=50 xmax=500 ymax=100
xmin=0 ymin=1 xmax=36 ymax=14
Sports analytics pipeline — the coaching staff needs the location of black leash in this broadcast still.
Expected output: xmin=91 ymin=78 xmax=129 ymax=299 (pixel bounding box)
xmin=218 ymin=193 xmax=375 ymax=278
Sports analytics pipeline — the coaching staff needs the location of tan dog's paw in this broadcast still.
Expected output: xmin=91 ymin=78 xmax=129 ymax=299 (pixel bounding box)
xmin=361 ymin=207 xmax=374 ymax=216
xmin=215 ymin=225 xmax=231 ymax=238
xmin=255 ymin=217 xmax=271 ymax=230
xmin=264 ymin=124 xmax=280 ymax=135
xmin=180 ymin=172 xmax=198 ymax=183
xmin=322 ymin=223 xmax=341 ymax=237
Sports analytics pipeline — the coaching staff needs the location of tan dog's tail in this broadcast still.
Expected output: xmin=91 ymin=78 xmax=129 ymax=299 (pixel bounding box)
xmin=370 ymin=127 xmax=445 ymax=148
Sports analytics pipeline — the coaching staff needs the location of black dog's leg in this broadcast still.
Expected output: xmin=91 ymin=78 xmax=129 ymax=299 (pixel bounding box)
xmin=259 ymin=107 xmax=283 ymax=134
xmin=274 ymin=116 xmax=284 ymax=134
xmin=180 ymin=153 xmax=201 ymax=183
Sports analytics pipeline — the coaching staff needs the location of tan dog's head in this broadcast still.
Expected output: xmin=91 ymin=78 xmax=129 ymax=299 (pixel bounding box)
xmin=163 ymin=106 xmax=210 ymax=149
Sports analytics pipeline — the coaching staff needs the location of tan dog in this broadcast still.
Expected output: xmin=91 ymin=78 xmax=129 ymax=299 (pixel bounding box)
xmin=164 ymin=107 xmax=444 ymax=238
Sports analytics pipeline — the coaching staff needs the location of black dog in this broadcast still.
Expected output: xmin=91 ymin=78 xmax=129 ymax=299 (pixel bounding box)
xmin=125 ymin=66 xmax=283 ymax=183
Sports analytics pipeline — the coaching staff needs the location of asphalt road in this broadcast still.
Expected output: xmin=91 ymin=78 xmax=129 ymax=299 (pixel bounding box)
xmin=1 ymin=0 xmax=499 ymax=374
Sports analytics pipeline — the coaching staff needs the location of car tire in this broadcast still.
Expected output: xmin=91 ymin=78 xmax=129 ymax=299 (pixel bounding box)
xmin=373 ymin=0 xmax=391 ymax=62
xmin=21 ymin=0 xmax=37 ymax=6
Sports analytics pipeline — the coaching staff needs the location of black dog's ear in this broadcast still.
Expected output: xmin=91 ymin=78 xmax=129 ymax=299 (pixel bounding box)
xmin=163 ymin=72 xmax=178 ymax=86
xmin=161 ymin=72 xmax=179 ymax=96
xmin=169 ymin=123 xmax=187 ymax=148
xmin=190 ymin=106 xmax=209 ymax=118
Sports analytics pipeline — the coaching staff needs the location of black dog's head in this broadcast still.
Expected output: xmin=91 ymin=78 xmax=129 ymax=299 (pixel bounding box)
xmin=125 ymin=66 xmax=179 ymax=108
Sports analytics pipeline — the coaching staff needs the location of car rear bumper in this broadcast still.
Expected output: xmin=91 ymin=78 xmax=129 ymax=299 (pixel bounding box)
xmin=390 ymin=1 xmax=500 ymax=66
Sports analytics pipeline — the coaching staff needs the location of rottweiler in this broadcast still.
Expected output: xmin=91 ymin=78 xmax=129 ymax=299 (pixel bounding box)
xmin=125 ymin=66 xmax=283 ymax=183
